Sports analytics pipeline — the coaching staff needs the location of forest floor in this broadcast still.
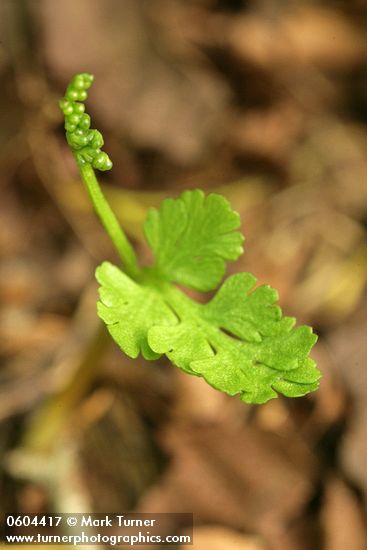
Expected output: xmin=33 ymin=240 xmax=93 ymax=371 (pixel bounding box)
xmin=1 ymin=1 xmax=367 ymax=549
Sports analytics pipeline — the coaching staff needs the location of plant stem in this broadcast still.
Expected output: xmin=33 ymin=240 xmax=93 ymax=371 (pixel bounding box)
xmin=79 ymin=163 xmax=140 ymax=279
xmin=22 ymin=323 xmax=110 ymax=453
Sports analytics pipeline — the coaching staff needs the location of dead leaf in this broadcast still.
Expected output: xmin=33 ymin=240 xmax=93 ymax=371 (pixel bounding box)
xmin=322 ymin=477 xmax=367 ymax=550
xmin=138 ymin=421 xmax=317 ymax=540
xmin=186 ymin=525 xmax=265 ymax=550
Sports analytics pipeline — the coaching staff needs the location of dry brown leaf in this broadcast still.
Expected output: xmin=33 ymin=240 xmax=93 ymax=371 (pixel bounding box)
xmin=230 ymin=101 xmax=304 ymax=163
xmin=328 ymin=308 xmax=367 ymax=502
xmin=229 ymin=7 xmax=366 ymax=70
xmin=138 ymin=421 xmax=317 ymax=539
xmin=322 ymin=477 xmax=367 ymax=550
xmin=185 ymin=525 xmax=265 ymax=550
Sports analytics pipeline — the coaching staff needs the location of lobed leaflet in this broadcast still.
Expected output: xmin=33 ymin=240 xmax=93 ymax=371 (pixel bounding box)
xmin=59 ymin=73 xmax=321 ymax=404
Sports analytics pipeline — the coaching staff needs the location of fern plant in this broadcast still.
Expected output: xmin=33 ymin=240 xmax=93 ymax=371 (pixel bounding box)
xmin=59 ymin=73 xmax=321 ymax=405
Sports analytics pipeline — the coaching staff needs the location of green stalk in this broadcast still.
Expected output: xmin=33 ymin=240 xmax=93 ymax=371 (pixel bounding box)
xmin=59 ymin=73 xmax=141 ymax=279
xmin=79 ymin=163 xmax=140 ymax=279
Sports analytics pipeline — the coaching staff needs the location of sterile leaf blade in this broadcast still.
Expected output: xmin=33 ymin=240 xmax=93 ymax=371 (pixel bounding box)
xmin=143 ymin=189 xmax=244 ymax=291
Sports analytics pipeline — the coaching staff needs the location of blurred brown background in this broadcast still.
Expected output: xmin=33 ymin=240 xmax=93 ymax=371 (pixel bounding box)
xmin=1 ymin=1 xmax=367 ymax=549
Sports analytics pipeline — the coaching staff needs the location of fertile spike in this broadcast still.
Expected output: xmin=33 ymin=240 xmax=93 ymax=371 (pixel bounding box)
xmin=59 ymin=73 xmax=112 ymax=171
